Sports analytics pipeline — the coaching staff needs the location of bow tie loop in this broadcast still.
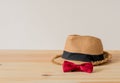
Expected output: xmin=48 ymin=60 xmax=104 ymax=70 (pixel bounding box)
xmin=63 ymin=61 xmax=93 ymax=73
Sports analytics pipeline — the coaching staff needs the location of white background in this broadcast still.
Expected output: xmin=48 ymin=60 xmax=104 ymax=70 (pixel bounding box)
xmin=0 ymin=0 xmax=120 ymax=50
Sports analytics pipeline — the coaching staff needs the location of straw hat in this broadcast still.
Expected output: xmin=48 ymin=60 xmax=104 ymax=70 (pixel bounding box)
xmin=52 ymin=34 xmax=112 ymax=66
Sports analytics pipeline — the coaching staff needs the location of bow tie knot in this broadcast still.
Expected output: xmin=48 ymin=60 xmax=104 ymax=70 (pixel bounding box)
xmin=63 ymin=61 xmax=93 ymax=73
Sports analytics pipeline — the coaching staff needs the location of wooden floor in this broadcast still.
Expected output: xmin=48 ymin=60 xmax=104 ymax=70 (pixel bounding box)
xmin=0 ymin=50 xmax=119 ymax=83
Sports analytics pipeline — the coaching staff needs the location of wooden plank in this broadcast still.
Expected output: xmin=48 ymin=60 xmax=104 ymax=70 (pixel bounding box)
xmin=0 ymin=50 xmax=119 ymax=83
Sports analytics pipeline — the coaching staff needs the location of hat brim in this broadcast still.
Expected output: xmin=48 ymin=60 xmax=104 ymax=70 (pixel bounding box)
xmin=52 ymin=51 xmax=112 ymax=66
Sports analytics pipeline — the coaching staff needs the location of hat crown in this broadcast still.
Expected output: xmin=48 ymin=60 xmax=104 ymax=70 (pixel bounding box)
xmin=64 ymin=35 xmax=103 ymax=55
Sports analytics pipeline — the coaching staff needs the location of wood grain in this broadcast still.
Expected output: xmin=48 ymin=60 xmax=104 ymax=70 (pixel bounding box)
xmin=0 ymin=50 xmax=119 ymax=83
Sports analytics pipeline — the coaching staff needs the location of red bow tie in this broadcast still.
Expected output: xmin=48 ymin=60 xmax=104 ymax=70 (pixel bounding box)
xmin=63 ymin=61 xmax=93 ymax=73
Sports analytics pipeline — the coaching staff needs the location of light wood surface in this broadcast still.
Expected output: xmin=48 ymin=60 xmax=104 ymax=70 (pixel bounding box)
xmin=0 ymin=50 xmax=120 ymax=83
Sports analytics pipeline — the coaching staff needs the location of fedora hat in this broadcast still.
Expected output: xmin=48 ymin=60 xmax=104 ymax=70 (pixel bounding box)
xmin=52 ymin=34 xmax=112 ymax=66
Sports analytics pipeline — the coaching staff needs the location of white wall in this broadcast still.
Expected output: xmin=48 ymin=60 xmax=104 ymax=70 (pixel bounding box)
xmin=0 ymin=0 xmax=120 ymax=50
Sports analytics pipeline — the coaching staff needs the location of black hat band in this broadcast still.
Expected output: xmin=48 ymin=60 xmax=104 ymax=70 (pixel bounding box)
xmin=62 ymin=51 xmax=104 ymax=62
